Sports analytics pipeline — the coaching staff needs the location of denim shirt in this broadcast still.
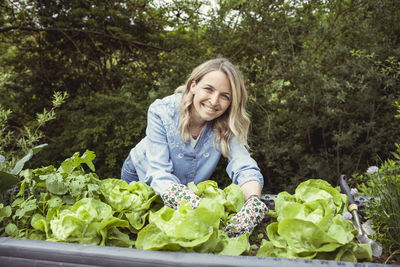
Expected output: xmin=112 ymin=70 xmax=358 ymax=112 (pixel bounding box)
xmin=125 ymin=93 xmax=264 ymax=195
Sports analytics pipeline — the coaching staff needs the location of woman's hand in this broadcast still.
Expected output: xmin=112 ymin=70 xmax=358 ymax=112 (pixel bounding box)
xmin=161 ymin=183 xmax=201 ymax=209
xmin=224 ymin=196 xmax=268 ymax=237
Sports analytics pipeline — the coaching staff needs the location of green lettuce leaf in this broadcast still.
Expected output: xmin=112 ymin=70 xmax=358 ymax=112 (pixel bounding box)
xmin=104 ymin=227 xmax=135 ymax=248
xmin=294 ymin=179 xmax=346 ymax=214
xmin=223 ymin=183 xmax=245 ymax=213
xmin=218 ymin=232 xmax=250 ymax=255
xmin=31 ymin=213 xmax=49 ymax=237
xmin=47 ymin=198 xmax=129 ymax=245
xmin=257 ymin=179 xmax=372 ymax=262
xmin=135 ymin=182 xmax=248 ymax=255
xmin=100 ymin=179 xmax=161 ymax=232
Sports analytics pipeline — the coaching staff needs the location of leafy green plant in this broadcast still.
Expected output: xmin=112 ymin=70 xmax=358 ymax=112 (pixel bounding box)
xmin=1 ymin=150 xmax=384 ymax=262
xmin=0 ymin=151 xmax=249 ymax=255
xmin=99 ymin=178 xmax=162 ymax=233
xmin=353 ymin=147 xmax=400 ymax=263
xmin=0 ymin=91 xmax=68 ymax=171
xmin=136 ymin=180 xmax=249 ymax=255
xmin=42 ymin=198 xmax=133 ymax=246
xmin=0 ymin=91 xmax=68 ymax=202
xmin=0 ymin=144 xmax=48 ymax=198
xmin=351 ymin=101 xmax=400 ymax=263
xmin=257 ymin=179 xmax=372 ymax=262
xmin=1 ymin=151 xmax=102 ymax=239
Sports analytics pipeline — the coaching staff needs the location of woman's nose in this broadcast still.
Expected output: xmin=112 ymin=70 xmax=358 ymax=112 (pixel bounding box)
xmin=210 ymin=93 xmax=219 ymax=105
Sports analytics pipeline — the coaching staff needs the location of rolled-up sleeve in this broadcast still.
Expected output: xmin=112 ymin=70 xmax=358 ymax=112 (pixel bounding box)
xmin=145 ymin=102 xmax=180 ymax=195
xmin=226 ymin=137 xmax=264 ymax=189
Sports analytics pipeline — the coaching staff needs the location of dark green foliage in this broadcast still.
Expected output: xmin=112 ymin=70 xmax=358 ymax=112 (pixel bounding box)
xmin=351 ymin=100 xmax=400 ymax=263
xmin=352 ymin=144 xmax=400 ymax=263
xmin=1 ymin=0 xmax=400 ymax=194
xmin=234 ymin=0 xmax=400 ymax=192
xmin=34 ymin=91 xmax=149 ymax=178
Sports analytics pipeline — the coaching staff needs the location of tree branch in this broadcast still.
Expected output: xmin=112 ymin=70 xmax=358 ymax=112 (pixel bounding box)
xmin=0 ymin=26 xmax=169 ymax=51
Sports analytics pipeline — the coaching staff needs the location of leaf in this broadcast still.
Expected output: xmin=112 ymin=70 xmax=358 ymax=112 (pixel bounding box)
xmin=134 ymin=181 xmax=247 ymax=254
xmin=100 ymin=179 xmax=159 ymax=232
xmin=34 ymin=165 xmax=56 ymax=176
xmin=10 ymin=144 xmax=48 ymax=175
xmin=260 ymin=179 xmax=372 ymax=261
xmin=44 ymin=173 xmax=68 ymax=195
xmin=59 ymin=151 xmax=96 ymax=174
xmin=14 ymin=198 xmax=37 ymax=219
xmin=295 ymin=179 xmax=345 ymax=214
xmin=0 ymin=204 xmax=12 ymax=223
xmin=32 ymin=143 xmax=48 ymax=154
xmin=48 ymin=198 xmax=116 ymax=243
xmin=125 ymin=210 xmax=149 ymax=232
xmin=218 ymin=232 xmax=249 ymax=255
xmin=277 ymin=218 xmax=343 ymax=253
xmin=136 ymin=197 xmax=225 ymax=251
xmin=47 ymin=196 xmax=63 ymax=208
xmin=105 ymin=227 xmax=135 ymax=248
xmin=81 ymin=150 xmax=96 ymax=171
xmin=31 ymin=213 xmax=49 ymax=236
xmin=0 ymin=171 xmax=19 ymax=193
xmin=49 ymin=211 xmax=86 ymax=241
xmin=257 ymin=239 xmax=296 ymax=258
xmin=223 ymin=184 xmax=244 ymax=213
xmin=100 ymin=178 xmax=131 ymax=211
xmin=69 ymin=174 xmax=88 ymax=197
xmin=136 ymin=222 xmax=214 ymax=251
xmin=5 ymin=223 xmax=18 ymax=237
xmin=99 ymin=217 xmax=130 ymax=246
xmin=195 ymin=180 xmax=221 ymax=199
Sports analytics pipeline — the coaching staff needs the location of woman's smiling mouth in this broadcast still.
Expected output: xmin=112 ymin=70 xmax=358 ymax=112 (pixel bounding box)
xmin=202 ymin=103 xmax=217 ymax=113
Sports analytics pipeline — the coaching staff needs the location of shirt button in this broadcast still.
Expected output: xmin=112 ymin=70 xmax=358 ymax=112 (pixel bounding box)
xmin=178 ymin=153 xmax=184 ymax=158
xmin=191 ymin=171 xmax=195 ymax=175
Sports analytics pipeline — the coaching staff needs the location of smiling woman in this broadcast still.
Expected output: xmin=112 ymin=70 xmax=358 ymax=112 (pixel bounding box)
xmin=176 ymin=58 xmax=250 ymax=157
xmin=120 ymin=58 xmax=267 ymax=238
xmin=190 ymin=70 xmax=232 ymax=130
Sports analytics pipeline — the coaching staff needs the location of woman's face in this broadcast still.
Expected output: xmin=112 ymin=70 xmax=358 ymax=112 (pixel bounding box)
xmin=190 ymin=70 xmax=232 ymax=125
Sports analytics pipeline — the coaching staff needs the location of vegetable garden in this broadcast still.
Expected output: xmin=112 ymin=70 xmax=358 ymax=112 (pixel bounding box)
xmin=1 ymin=0 xmax=400 ymax=265
xmin=1 ymin=149 xmax=399 ymax=265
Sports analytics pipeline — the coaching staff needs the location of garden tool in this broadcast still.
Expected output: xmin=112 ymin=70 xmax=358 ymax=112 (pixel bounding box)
xmin=339 ymin=174 xmax=383 ymax=257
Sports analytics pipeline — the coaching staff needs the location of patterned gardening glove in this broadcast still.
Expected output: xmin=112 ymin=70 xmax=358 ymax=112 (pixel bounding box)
xmin=161 ymin=183 xmax=201 ymax=209
xmin=224 ymin=196 xmax=268 ymax=238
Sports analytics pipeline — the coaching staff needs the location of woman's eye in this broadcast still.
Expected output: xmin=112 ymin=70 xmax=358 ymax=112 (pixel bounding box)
xmin=222 ymin=95 xmax=230 ymax=101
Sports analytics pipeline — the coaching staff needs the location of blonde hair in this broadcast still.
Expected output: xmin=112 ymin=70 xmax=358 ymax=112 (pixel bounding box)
xmin=175 ymin=58 xmax=251 ymax=157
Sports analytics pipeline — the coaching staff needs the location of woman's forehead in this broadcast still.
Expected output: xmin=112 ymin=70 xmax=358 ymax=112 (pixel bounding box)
xmin=198 ymin=70 xmax=232 ymax=93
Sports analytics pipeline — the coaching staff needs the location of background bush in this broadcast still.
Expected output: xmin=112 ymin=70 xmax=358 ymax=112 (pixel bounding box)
xmin=1 ymin=0 xmax=399 ymax=193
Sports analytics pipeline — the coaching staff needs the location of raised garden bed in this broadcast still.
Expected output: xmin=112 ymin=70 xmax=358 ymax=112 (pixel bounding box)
xmin=0 ymin=194 xmax=394 ymax=267
xmin=2 ymin=151 xmax=396 ymax=265
xmin=0 ymin=237 xmax=394 ymax=267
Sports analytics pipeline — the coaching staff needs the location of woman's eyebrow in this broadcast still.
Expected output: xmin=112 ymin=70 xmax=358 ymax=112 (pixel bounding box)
xmin=204 ymin=83 xmax=215 ymax=89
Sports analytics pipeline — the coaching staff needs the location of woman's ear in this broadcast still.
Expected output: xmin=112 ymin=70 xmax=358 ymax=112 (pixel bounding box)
xmin=190 ymin=81 xmax=196 ymax=94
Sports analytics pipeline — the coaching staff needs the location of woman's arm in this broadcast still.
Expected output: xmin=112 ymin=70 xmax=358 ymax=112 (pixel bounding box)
xmin=225 ymin=137 xmax=264 ymax=193
xmin=240 ymin=180 xmax=262 ymax=201
xmin=224 ymin=138 xmax=268 ymax=237
xmin=145 ymin=100 xmax=181 ymax=195
xmin=145 ymin=98 xmax=201 ymax=209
